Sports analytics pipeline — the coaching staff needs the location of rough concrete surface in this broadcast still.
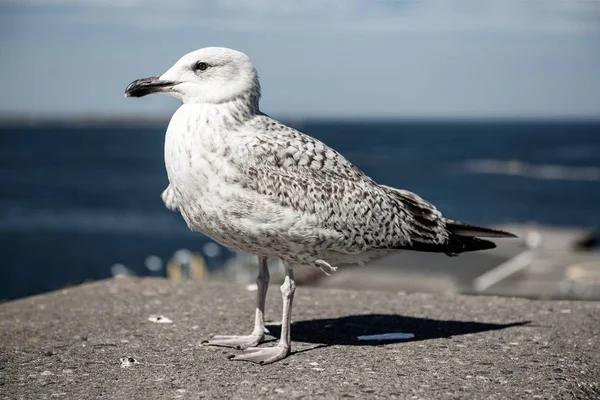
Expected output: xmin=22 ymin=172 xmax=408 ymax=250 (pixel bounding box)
xmin=0 ymin=278 xmax=599 ymax=399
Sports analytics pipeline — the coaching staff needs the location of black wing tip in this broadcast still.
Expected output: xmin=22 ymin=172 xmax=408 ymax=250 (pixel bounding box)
xmin=390 ymin=235 xmax=497 ymax=255
xmin=480 ymin=228 xmax=518 ymax=239
xmin=445 ymin=220 xmax=518 ymax=239
xmin=479 ymin=228 xmax=518 ymax=239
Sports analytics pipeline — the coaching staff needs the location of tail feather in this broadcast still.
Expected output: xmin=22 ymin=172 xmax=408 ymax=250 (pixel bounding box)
xmin=446 ymin=235 xmax=497 ymax=255
xmin=392 ymin=235 xmax=497 ymax=255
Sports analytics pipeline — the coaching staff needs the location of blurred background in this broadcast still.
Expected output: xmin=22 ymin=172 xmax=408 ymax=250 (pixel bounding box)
xmin=1 ymin=0 xmax=599 ymax=301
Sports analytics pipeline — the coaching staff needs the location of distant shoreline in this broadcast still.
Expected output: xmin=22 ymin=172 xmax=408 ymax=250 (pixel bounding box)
xmin=1 ymin=114 xmax=600 ymax=127
xmin=0 ymin=115 xmax=172 ymax=127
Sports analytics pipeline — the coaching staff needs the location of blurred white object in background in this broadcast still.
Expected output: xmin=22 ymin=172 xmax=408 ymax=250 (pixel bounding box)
xmin=144 ymin=255 xmax=163 ymax=272
xmin=202 ymin=242 xmax=221 ymax=258
xmin=110 ymin=263 xmax=134 ymax=277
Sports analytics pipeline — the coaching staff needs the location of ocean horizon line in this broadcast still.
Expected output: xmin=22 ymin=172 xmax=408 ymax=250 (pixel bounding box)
xmin=2 ymin=113 xmax=600 ymax=127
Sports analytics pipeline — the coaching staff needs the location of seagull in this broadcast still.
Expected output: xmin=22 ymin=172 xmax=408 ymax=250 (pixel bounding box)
xmin=125 ymin=47 xmax=516 ymax=365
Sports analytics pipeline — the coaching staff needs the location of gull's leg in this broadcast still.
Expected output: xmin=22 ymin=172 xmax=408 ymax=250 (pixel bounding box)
xmin=230 ymin=262 xmax=296 ymax=365
xmin=203 ymin=256 xmax=269 ymax=349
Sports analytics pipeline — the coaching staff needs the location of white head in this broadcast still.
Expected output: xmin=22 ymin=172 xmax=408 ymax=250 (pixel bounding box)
xmin=125 ymin=47 xmax=260 ymax=104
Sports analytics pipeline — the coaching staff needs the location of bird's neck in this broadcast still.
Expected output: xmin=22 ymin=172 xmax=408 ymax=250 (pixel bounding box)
xmin=184 ymin=91 xmax=260 ymax=128
xmin=222 ymin=91 xmax=260 ymax=120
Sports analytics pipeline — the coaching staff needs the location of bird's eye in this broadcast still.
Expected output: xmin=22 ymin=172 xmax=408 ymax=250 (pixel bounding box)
xmin=194 ymin=62 xmax=209 ymax=72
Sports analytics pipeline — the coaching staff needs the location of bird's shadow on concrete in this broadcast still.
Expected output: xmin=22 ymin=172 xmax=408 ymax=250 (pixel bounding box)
xmin=266 ymin=314 xmax=529 ymax=354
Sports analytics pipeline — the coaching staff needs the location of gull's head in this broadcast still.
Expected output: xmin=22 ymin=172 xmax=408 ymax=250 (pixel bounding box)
xmin=125 ymin=47 xmax=259 ymax=104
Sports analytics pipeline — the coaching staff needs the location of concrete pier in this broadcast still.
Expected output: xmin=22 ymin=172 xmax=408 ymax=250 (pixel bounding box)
xmin=1 ymin=278 xmax=599 ymax=399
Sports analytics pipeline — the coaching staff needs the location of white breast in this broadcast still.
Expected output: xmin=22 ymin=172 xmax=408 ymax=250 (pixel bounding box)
xmin=161 ymin=104 xmax=324 ymax=260
xmin=164 ymin=104 xmax=197 ymax=186
xmin=163 ymin=104 xmax=251 ymax=239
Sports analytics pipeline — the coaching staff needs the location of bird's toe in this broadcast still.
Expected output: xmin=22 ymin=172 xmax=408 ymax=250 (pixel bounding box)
xmin=202 ymin=334 xmax=264 ymax=350
xmin=229 ymin=345 xmax=290 ymax=365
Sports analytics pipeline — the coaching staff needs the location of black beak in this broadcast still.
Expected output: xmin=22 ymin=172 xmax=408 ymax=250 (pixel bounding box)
xmin=124 ymin=76 xmax=175 ymax=98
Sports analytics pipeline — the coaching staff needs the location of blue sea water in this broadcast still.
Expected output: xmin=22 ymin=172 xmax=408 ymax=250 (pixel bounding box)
xmin=1 ymin=120 xmax=599 ymax=300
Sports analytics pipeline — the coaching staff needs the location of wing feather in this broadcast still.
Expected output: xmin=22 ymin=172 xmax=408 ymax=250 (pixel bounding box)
xmin=241 ymin=117 xmax=450 ymax=253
